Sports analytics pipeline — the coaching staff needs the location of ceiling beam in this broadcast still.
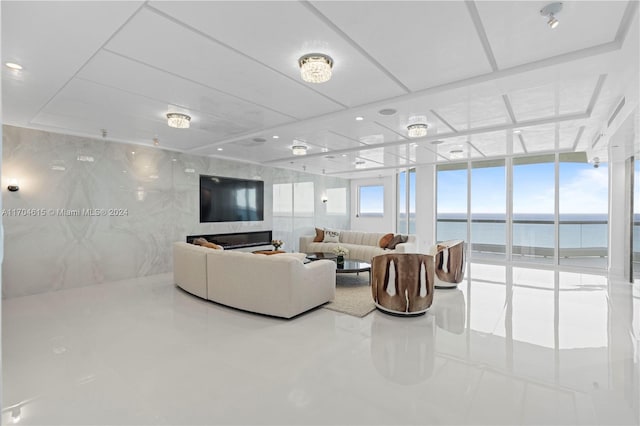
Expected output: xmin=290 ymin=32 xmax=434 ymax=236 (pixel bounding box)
xmin=263 ymin=111 xmax=589 ymax=165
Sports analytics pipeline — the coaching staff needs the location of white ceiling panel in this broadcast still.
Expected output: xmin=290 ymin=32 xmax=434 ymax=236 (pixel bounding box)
xmin=1 ymin=1 xmax=144 ymax=126
xmin=105 ymin=8 xmax=343 ymax=119
xmin=311 ymin=0 xmax=493 ymax=91
xmin=559 ymin=122 xmax=584 ymax=150
xmin=32 ymin=79 xmax=231 ymax=151
xmin=477 ymin=1 xmax=629 ymax=70
xmin=323 ymin=120 xmax=406 ymax=146
xmin=149 ymin=1 xmax=406 ymax=107
xmin=78 ymin=50 xmax=293 ymax=133
xmin=519 ymin=123 xmax=557 ymax=153
xmin=466 ymin=130 xmax=510 ymax=157
xmin=2 ymin=1 xmax=637 ymax=177
xmin=509 ymin=76 xmax=599 ymax=122
xmin=433 ymin=95 xmax=509 ymax=131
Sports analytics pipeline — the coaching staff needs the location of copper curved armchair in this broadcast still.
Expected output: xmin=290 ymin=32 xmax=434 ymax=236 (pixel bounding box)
xmin=434 ymin=240 xmax=466 ymax=289
xmin=371 ymin=253 xmax=435 ymax=315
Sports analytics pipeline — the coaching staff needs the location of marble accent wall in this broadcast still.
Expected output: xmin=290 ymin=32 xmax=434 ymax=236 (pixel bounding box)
xmin=2 ymin=126 xmax=350 ymax=298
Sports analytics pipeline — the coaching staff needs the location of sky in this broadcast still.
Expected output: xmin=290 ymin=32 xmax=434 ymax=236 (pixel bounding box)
xmin=437 ymin=161 xmax=609 ymax=215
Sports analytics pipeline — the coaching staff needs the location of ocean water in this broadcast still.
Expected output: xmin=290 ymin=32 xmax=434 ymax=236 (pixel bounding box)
xmin=435 ymin=213 xmax=609 ymax=251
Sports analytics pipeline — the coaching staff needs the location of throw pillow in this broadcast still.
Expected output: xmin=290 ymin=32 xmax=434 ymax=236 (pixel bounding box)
xmin=323 ymin=229 xmax=340 ymax=243
xmin=387 ymin=234 xmax=408 ymax=249
xmin=379 ymin=233 xmax=394 ymax=248
xmin=313 ymin=227 xmax=325 ymax=242
xmin=202 ymin=242 xmax=223 ymax=250
xmin=192 ymin=237 xmax=209 ymax=246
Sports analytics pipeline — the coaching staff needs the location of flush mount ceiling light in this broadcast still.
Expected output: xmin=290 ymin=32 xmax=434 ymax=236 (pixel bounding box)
xmin=407 ymin=123 xmax=428 ymax=138
xmin=298 ymin=53 xmax=333 ymax=84
xmin=5 ymin=62 xmax=23 ymax=70
xmin=166 ymin=112 xmax=191 ymax=129
xmin=540 ymin=2 xmax=562 ymax=29
xmin=291 ymin=144 xmax=308 ymax=156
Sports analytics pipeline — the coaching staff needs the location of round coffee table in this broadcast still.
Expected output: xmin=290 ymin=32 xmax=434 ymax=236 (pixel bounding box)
xmin=305 ymin=253 xmax=371 ymax=285
xmin=337 ymin=260 xmax=371 ymax=285
xmin=305 ymin=252 xmax=337 ymax=261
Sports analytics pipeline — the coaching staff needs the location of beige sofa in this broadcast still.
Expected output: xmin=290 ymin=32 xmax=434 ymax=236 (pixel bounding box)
xmin=173 ymin=242 xmax=336 ymax=318
xmin=299 ymin=230 xmax=417 ymax=262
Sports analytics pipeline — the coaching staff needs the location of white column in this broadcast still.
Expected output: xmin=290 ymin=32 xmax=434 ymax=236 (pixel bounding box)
xmin=415 ymin=135 xmax=437 ymax=253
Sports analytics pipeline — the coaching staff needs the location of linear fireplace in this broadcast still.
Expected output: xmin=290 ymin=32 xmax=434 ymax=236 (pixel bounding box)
xmin=186 ymin=231 xmax=272 ymax=249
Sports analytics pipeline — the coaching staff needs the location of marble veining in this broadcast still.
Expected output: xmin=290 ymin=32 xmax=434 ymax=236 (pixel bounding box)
xmin=2 ymin=125 xmax=349 ymax=297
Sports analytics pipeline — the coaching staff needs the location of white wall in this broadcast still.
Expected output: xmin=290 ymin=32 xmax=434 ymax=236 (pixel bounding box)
xmin=1 ymin=125 xmax=349 ymax=297
xmin=350 ymin=175 xmax=395 ymax=233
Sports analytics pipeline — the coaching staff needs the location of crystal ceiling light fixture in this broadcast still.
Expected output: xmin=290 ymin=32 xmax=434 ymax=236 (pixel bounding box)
xmin=407 ymin=123 xmax=428 ymax=138
xmin=291 ymin=142 xmax=308 ymax=156
xmin=298 ymin=53 xmax=333 ymax=84
xmin=540 ymin=2 xmax=562 ymax=29
xmin=166 ymin=112 xmax=191 ymax=129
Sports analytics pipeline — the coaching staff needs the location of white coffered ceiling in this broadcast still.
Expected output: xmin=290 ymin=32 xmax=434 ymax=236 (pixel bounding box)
xmin=2 ymin=1 xmax=639 ymax=178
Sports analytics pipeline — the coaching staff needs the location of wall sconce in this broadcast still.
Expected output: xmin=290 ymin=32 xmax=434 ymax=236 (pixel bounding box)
xmin=7 ymin=178 xmax=19 ymax=192
xmin=321 ymin=196 xmax=328 ymax=203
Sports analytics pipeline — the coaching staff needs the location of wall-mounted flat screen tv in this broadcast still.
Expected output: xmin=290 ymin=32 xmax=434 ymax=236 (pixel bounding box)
xmin=200 ymin=175 xmax=264 ymax=223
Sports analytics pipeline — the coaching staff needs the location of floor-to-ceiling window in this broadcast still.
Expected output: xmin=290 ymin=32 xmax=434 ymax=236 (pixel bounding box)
xmin=512 ymin=155 xmax=555 ymax=264
xmin=436 ymin=153 xmax=608 ymax=269
xmin=436 ymin=164 xmax=468 ymax=242
xmin=558 ymin=153 xmax=608 ymax=268
xmin=470 ymin=160 xmax=506 ymax=260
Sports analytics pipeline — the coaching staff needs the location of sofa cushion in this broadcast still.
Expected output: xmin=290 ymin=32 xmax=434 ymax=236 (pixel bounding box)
xmin=379 ymin=233 xmax=394 ymax=248
xmin=387 ymin=234 xmax=408 ymax=249
xmin=323 ymin=229 xmax=340 ymax=243
xmin=313 ymin=228 xmax=324 ymax=242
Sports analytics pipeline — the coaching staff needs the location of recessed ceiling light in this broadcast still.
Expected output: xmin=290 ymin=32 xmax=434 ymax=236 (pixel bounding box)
xmin=342 ymin=154 xmax=347 ymax=157
xmin=513 ymin=129 xmax=522 ymax=135
xmin=355 ymin=116 xmax=364 ymax=121
xmin=217 ymin=148 xmax=223 ymax=151
xmin=431 ymin=140 xmax=444 ymax=145
xmin=450 ymin=149 xmax=464 ymax=154
xmin=272 ymin=135 xmax=279 ymax=139
xmin=5 ymin=62 xmax=23 ymax=70
xmin=298 ymin=53 xmax=333 ymax=83
xmin=378 ymin=108 xmax=397 ymax=116
xmin=321 ymin=147 xmax=329 ymax=153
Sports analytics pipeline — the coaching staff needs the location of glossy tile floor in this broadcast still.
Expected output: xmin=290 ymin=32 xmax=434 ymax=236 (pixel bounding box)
xmin=2 ymin=263 xmax=639 ymax=425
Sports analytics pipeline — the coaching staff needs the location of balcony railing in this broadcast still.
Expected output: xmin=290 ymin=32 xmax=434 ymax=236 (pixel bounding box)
xmin=437 ymin=218 xmax=608 ymax=258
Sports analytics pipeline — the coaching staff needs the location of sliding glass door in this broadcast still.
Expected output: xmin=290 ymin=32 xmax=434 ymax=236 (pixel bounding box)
xmin=470 ymin=160 xmax=506 ymax=260
xmin=436 ymin=164 xmax=467 ymax=242
xmin=559 ymin=153 xmax=608 ymax=268
xmin=434 ymin=153 xmax=608 ymax=269
xmin=512 ymin=155 xmax=555 ymax=264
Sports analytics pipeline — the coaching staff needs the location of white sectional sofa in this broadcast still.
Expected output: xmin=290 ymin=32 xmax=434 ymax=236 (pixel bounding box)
xmin=173 ymin=242 xmax=336 ymax=318
xmin=299 ymin=230 xmax=417 ymax=262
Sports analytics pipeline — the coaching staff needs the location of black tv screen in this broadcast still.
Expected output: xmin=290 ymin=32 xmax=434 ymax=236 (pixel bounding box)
xmin=200 ymin=175 xmax=264 ymax=223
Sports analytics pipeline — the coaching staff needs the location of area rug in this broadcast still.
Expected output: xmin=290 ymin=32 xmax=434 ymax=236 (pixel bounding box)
xmin=323 ymin=274 xmax=375 ymax=318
